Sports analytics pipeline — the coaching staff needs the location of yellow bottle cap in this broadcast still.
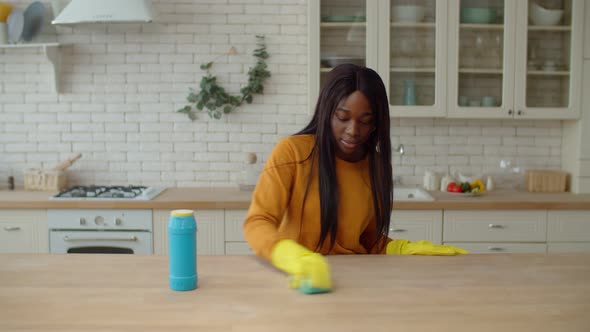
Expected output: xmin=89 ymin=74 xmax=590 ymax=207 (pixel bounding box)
xmin=171 ymin=209 xmax=194 ymax=217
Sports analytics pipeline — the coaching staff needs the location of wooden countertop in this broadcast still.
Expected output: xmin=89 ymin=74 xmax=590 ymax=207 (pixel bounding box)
xmin=1 ymin=188 xmax=590 ymax=210
xmin=0 ymin=253 xmax=588 ymax=331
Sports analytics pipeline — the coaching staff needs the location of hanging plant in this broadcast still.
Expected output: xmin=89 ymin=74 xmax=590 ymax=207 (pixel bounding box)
xmin=177 ymin=35 xmax=271 ymax=120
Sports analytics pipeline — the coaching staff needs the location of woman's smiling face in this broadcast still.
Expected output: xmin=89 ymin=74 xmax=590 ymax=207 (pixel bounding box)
xmin=331 ymin=90 xmax=375 ymax=162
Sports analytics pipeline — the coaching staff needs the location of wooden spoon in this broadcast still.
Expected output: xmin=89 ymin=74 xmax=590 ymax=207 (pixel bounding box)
xmin=53 ymin=153 xmax=82 ymax=171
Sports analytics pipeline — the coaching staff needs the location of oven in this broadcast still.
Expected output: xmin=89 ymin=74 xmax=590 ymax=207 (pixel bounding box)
xmin=48 ymin=209 xmax=153 ymax=254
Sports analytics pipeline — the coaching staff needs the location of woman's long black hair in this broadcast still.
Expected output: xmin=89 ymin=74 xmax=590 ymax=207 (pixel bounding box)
xmin=296 ymin=64 xmax=392 ymax=253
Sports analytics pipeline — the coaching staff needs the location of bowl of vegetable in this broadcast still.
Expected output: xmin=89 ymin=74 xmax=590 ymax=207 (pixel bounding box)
xmin=445 ymin=179 xmax=485 ymax=196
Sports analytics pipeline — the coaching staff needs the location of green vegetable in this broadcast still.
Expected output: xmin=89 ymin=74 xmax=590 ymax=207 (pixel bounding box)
xmin=460 ymin=182 xmax=471 ymax=193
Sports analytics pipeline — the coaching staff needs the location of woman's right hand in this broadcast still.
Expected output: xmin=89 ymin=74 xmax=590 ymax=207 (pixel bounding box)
xmin=271 ymin=239 xmax=332 ymax=294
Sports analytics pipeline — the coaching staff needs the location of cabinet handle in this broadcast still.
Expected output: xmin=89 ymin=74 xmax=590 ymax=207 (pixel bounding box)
xmin=63 ymin=235 xmax=138 ymax=242
xmin=3 ymin=226 xmax=21 ymax=231
xmin=488 ymin=246 xmax=504 ymax=251
xmin=517 ymin=110 xmax=523 ymax=115
xmin=389 ymin=228 xmax=406 ymax=233
xmin=488 ymin=224 xmax=503 ymax=229
xmin=508 ymin=109 xmax=513 ymax=115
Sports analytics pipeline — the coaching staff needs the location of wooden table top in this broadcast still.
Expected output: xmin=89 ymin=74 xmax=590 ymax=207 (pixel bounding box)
xmin=0 ymin=253 xmax=589 ymax=331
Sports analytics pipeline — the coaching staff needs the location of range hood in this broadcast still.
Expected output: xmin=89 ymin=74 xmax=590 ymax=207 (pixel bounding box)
xmin=52 ymin=0 xmax=153 ymax=25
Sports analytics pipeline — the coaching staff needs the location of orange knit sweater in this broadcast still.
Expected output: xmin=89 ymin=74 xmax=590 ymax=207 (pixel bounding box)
xmin=243 ymin=134 xmax=390 ymax=260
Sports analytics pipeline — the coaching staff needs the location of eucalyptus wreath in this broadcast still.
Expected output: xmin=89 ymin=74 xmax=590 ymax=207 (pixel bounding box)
xmin=177 ymin=35 xmax=271 ymax=120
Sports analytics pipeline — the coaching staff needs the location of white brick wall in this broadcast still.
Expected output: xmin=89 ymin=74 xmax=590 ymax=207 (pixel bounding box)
xmin=0 ymin=0 xmax=562 ymax=190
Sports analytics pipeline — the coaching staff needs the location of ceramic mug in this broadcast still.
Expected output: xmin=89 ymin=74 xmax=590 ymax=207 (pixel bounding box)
xmin=481 ymin=96 xmax=496 ymax=107
xmin=458 ymin=95 xmax=469 ymax=106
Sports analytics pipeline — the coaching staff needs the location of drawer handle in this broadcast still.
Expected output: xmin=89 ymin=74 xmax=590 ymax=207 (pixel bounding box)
xmin=488 ymin=224 xmax=504 ymax=229
xmin=488 ymin=246 xmax=504 ymax=251
xmin=3 ymin=226 xmax=21 ymax=231
xmin=389 ymin=228 xmax=406 ymax=233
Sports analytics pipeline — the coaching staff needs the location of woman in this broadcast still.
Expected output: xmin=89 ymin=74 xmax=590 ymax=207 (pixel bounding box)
xmin=244 ymin=64 xmax=466 ymax=294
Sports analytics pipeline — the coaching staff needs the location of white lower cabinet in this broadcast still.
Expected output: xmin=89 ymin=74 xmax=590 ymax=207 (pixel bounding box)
xmin=547 ymin=210 xmax=590 ymax=253
xmin=445 ymin=242 xmax=547 ymax=254
xmin=443 ymin=210 xmax=548 ymax=254
xmin=152 ymin=209 xmax=225 ymax=255
xmin=0 ymin=210 xmax=48 ymax=253
xmin=224 ymin=209 xmax=252 ymax=255
xmin=2 ymin=207 xmax=587 ymax=255
xmin=225 ymin=242 xmax=254 ymax=255
xmin=390 ymin=210 xmax=443 ymax=244
xmin=147 ymin=208 xmax=590 ymax=256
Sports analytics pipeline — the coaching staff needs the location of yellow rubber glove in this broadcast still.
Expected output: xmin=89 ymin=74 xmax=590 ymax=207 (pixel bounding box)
xmin=270 ymin=239 xmax=332 ymax=294
xmin=386 ymin=239 xmax=468 ymax=255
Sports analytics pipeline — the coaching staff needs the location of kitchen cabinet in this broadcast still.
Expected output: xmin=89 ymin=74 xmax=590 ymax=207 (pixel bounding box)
xmin=152 ymin=210 xmax=225 ymax=255
xmin=448 ymin=242 xmax=547 ymax=253
xmin=390 ymin=210 xmax=443 ymax=243
xmin=0 ymin=43 xmax=64 ymax=93
xmin=448 ymin=0 xmax=583 ymax=119
xmin=548 ymin=242 xmax=590 ymax=252
xmin=0 ymin=210 xmax=48 ymax=253
xmin=224 ymin=209 xmax=253 ymax=255
xmin=308 ymin=0 xmax=378 ymax=114
xmin=581 ymin=61 xmax=590 ymax=159
xmin=443 ymin=210 xmax=548 ymax=253
xmin=585 ymin=0 xmax=590 ymax=59
xmin=309 ymin=0 xmax=584 ymax=119
xmin=309 ymin=0 xmax=446 ymax=117
xmin=225 ymin=209 xmax=444 ymax=254
xmin=377 ymin=0 xmax=448 ymax=117
xmin=547 ymin=210 xmax=590 ymax=252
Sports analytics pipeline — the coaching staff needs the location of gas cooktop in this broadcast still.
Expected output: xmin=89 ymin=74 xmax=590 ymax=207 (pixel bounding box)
xmin=51 ymin=186 xmax=165 ymax=201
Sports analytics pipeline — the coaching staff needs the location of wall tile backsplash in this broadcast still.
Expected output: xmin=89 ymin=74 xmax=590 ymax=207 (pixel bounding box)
xmin=0 ymin=0 xmax=562 ymax=190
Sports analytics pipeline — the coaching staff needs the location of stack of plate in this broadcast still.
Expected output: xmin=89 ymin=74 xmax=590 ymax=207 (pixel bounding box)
xmin=6 ymin=1 xmax=45 ymax=44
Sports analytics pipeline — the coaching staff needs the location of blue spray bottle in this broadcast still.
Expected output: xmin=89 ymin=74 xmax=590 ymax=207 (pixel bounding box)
xmin=168 ymin=209 xmax=197 ymax=291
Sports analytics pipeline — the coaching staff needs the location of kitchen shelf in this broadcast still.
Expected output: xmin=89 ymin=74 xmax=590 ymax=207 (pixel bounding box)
xmin=459 ymin=68 xmax=503 ymax=74
xmin=0 ymin=43 xmax=64 ymax=93
xmin=320 ymin=22 xmax=366 ymax=28
xmin=390 ymin=67 xmax=435 ymax=73
xmin=460 ymin=23 xmax=504 ymax=30
xmin=528 ymin=25 xmax=572 ymax=32
xmin=391 ymin=22 xmax=435 ymax=29
xmin=527 ymin=70 xmax=570 ymax=76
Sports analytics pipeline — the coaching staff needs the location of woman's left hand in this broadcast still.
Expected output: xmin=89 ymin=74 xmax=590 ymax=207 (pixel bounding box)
xmin=386 ymin=239 xmax=468 ymax=255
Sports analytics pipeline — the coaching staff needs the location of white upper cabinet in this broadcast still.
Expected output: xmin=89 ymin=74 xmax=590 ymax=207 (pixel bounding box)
xmin=309 ymin=0 xmax=584 ymax=119
xmin=378 ymin=0 xmax=448 ymax=117
xmin=584 ymin=0 xmax=590 ymax=59
xmin=308 ymin=0 xmax=379 ymax=114
xmin=447 ymin=0 xmax=516 ymax=118
xmin=308 ymin=0 xmax=445 ymax=117
xmin=448 ymin=0 xmax=584 ymax=119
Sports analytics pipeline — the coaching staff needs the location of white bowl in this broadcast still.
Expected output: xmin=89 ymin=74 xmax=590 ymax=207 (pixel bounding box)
xmin=529 ymin=2 xmax=563 ymax=26
xmin=321 ymin=56 xmax=365 ymax=68
xmin=392 ymin=5 xmax=425 ymax=23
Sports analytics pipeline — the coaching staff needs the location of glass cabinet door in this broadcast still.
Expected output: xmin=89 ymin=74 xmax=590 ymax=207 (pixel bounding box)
xmin=447 ymin=0 xmax=515 ymax=118
xmin=320 ymin=0 xmax=367 ymax=87
xmin=308 ymin=0 xmax=377 ymax=113
xmin=514 ymin=0 xmax=582 ymax=119
xmin=380 ymin=0 xmax=446 ymax=117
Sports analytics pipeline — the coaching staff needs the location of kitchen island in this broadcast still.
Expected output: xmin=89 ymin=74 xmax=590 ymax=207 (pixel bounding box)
xmin=0 ymin=253 xmax=589 ymax=331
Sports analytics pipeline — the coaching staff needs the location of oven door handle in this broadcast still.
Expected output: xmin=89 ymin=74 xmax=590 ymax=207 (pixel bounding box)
xmin=63 ymin=235 xmax=138 ymax=242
